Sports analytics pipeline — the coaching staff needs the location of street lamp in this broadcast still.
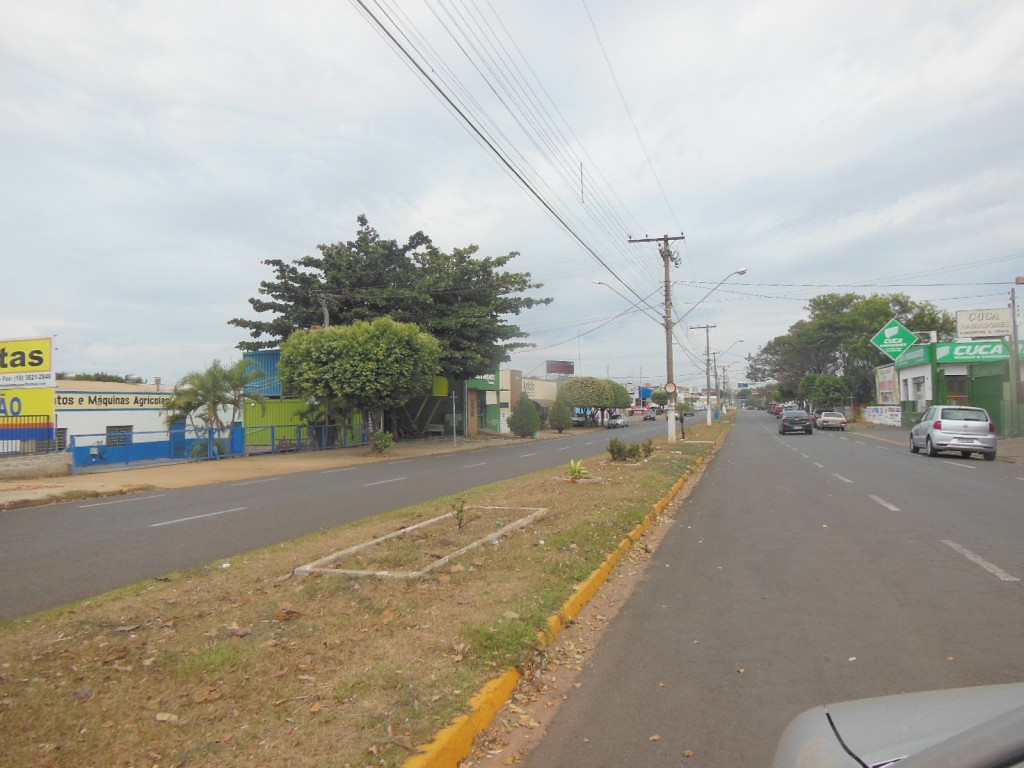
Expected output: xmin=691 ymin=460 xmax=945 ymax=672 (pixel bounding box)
xmin=673 ymin=267 xmax=747 ymax=328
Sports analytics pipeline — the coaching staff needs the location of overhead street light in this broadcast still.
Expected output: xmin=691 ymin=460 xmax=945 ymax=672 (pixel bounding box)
xmin=675 ymin=268 xmax=749 ymax=327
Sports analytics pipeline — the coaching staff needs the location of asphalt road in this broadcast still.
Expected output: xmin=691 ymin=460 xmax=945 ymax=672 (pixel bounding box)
xmin=0 ymin=420 xmax=667 ymax=621
xmin=522 ymin=410 xmax=1024 ymax=767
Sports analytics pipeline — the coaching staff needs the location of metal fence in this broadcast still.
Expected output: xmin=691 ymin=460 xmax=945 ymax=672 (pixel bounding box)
xmin=68 ymin=423 xmax=369 ymax=474
xmin=0 ymin=414 xmax=57 ymax=456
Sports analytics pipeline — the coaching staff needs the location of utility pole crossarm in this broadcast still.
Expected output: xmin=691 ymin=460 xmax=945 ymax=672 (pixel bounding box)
xmin=628 ymin=234 xmax=685 ymax=443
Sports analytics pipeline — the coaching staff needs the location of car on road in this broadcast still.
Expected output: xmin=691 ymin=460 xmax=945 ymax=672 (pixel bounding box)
xmin=909 ymin=405 xmax=997 ymax=460
xmin=778 ymin=409 xmax=813 ymax=435
xmin=642 ymin=411 xmax=656 ymax=421
xmin=773 ymin=682 xmax=1024 ymax=768
xmin=814 ymin=411 xmax=847 ymax=430
xmin=607 ymin=414 xmax=628 ymax=428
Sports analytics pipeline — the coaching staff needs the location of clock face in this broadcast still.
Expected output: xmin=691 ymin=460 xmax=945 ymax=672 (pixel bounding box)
xmin=664 ymin=382 xmax=676 ymax=394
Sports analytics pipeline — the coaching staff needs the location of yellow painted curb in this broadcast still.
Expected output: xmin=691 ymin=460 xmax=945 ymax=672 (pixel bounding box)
xmin=401 ymin=426 xmax=733 ymax=768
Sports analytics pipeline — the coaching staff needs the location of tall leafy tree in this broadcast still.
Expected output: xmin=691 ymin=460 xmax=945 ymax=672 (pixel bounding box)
xmin=278 ymin=318 xmax=441 ymax=433
xmin=747 ymin=292 xmax=955 ymax=403
xmin=230 ymin=215 xmax=551 ymax=380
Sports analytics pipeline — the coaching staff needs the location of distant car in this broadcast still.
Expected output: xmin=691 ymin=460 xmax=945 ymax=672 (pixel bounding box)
xmin=909 ymin=405 xmax=997 ymax=460
xmin=773 ymin=682 xmax=1024 ymax=768
xmin=607 ymin=414 xmax=628 ymax=428
xmin=571 ymin=414 xmax=587 ymax=427
xmin=642 ymin=411 xmax=656 ymax=421
xmin=778 ymin=409 xmax=813 ymax=435
xmin=815 ymin=411 xmax=847 ymax=431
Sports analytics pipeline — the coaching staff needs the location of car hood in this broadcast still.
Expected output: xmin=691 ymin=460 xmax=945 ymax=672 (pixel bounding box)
xmin=774 ymin=683 xmax=1024 ymax=768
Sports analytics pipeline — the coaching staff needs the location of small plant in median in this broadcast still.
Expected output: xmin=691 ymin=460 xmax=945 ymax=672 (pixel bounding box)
xmin=608 ymin=437 xmax=655 ymax=462
xmin=451 ymin=497 xmax=469 ymax=530
xmin=567 ymin=459 xmax=588 ymax=481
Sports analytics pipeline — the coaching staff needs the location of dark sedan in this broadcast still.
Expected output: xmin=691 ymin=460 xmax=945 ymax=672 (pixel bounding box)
xmin=778 ymin=409 xmax=813 ymax=435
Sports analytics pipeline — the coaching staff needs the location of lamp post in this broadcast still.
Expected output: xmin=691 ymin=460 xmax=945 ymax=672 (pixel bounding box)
xmin=673 ymin=267 xmax=747 ymax=330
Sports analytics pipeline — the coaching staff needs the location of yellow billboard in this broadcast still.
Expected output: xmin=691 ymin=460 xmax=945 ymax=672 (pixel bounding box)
xmin=0 ymin=387 xmax=56 ymax=442
xmin=0 ymin=337 xmax=55 ymax=388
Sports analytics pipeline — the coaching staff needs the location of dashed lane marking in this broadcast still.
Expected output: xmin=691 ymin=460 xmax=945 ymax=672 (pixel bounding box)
xmin=942 ymin=540 xmax=1019 ymax=582
xmin=151 ymin=507 xmax=247 ymax=527
xmin=869 ymin=495 xmax=900 ymax=511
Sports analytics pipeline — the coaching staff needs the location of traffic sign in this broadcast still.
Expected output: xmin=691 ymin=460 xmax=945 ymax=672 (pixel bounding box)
xmin=871 ymin=318 xmax=917 ymax=361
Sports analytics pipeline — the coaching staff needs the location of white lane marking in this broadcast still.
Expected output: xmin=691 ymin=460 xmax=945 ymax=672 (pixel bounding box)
xmin=800 ymin=453 xmax=810 ymax=459
xmin=151 ymin=507 xmax=247 ymax=527
xmin=869 ymin=495 xmax=900 ymax=511
xmin=363 ymin=477 xmax=406 ymax=487
xmin=947 ymin=461 xmax=975 ymax=470
xmin=833 ymin=474 xmax=852 ymax=483
xmin=232 ymin=478 xmax=280 ymax=486
xmin=558 ymin=446 xmax=571 ymax=451
xmin=942 ymin=540 xmax=1020 ymax=582
xmin=80 ymin=494 xmax=165 ymax=508
xmin=813 ymin=462 xmax=824 ymax=468
xmin=520 ymin=453 xmax=537 ymax=457
xmin=462 ymin=462 xmax=487 ymax=468
xmin=322 ymin=467 xmax=355 ymax=474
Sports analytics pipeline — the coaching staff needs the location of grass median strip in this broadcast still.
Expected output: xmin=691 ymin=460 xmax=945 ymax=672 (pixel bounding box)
xmin=0 ymin=421 xmax=727 ymax=768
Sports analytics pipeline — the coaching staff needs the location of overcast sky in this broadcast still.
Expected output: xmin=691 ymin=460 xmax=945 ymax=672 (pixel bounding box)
xmin=3 ymin=0 xmax=1023 ymax=393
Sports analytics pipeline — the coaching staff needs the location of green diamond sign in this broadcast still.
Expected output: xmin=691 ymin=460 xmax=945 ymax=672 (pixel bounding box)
xmin=871 ymin=318 xmax=917 ymax=361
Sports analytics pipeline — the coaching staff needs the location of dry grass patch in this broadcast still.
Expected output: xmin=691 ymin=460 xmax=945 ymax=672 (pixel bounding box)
xmin=0 ymin=422 xmax=727 ymax=767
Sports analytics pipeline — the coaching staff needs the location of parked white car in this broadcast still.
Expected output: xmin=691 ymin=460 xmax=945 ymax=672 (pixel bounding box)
xmin=909 ymin=405 xmax=997 ymax=460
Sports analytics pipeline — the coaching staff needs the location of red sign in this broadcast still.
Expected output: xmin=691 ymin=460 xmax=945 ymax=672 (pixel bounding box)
xmin=546 ymin=360 xmax=574 ymax=375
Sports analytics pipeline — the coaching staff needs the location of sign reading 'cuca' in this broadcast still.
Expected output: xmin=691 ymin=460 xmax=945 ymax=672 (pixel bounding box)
xmin=870 ymin=319 xmax=917 ymax=361
xmin=956 ymin=308 xmax=1012 ymax=339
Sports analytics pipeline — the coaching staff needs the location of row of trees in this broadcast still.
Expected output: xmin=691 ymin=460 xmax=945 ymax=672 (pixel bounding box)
xmin=507 ymin=376 xmax=632 ymax=437
xmin=164 ymin=217 xmax=551 ymax=435
xmin=745 ymin=293 xmax=955 ymax=407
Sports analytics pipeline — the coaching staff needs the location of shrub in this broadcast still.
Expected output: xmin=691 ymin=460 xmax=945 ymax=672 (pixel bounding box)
xmin=507 ymin=392 xmax=540 ymax=438
xmin=548 ymin=398 xmax=573 ymax=433
xmin=371 ymin=430 xmax=394 ymax=454
xmin=607 ymin=437 xmax=651 ymax=462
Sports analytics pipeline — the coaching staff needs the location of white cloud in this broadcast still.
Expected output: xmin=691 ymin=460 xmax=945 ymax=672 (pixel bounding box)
xmin=1 ymin=0 xmax=1022 ymax=388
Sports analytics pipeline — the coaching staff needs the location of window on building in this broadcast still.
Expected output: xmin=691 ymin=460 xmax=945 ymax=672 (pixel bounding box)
xmin=55 ymin=428 xmax=68 ymax=451
xmin=106 ymin=425 xmax=133 ymax=447
xmin=946 ymin=374 xmax=968 ymax=402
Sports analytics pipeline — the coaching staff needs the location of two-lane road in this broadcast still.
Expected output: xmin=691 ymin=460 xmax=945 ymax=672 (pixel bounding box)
xmin=523 ymin=412 xmax=1024 ymax=767
xmin=0 ymin=422 xmax=664 ymax=621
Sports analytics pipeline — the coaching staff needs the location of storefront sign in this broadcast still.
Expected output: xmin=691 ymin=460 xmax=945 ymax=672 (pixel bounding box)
xmin=934 ymin=341 xmax=1010 ymax=363
xmin=956 ymin=308 xmax=1012 ymax=339
xmin=0 ymin=337 xmax=55 ymax=388
xmin=871 ymin=319 xmax=917 ymax=361
xmin=55 ymin=391 xmax=174 ymax=410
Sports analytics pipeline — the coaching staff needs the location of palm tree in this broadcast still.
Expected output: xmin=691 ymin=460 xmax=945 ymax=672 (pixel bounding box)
xmin=163 ymin=360 xmax=265 ymax=431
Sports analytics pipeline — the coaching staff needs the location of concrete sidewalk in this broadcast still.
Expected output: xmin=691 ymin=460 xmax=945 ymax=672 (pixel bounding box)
xmin=846 ymin=422 xmax=1024 ymax=462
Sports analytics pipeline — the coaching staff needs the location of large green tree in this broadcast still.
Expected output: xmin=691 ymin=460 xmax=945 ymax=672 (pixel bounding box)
xmin=746 ymin=292 xmax=955 ymax=404
xmin=278 ymin=318 xmax=441 ymax=433
xmin=230 ymin=215 xmax=551 ymax=380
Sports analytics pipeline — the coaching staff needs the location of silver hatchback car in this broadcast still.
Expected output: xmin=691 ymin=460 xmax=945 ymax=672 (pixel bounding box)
xmin=909 ymin=405 xmax=997 ymax=461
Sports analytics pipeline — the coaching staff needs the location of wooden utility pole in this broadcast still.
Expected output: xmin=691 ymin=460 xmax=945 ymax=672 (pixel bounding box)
xmin=628 ymin=234 xmax=685 ymax=442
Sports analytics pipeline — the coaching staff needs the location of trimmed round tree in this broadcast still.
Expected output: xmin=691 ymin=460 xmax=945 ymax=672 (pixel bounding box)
xmin=279 ymin=317 xmax=441 ymax=435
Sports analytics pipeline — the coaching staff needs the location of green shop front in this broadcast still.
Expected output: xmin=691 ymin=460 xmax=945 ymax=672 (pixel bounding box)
xmin=895 ymin=341 xmax=1024 ymax=436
